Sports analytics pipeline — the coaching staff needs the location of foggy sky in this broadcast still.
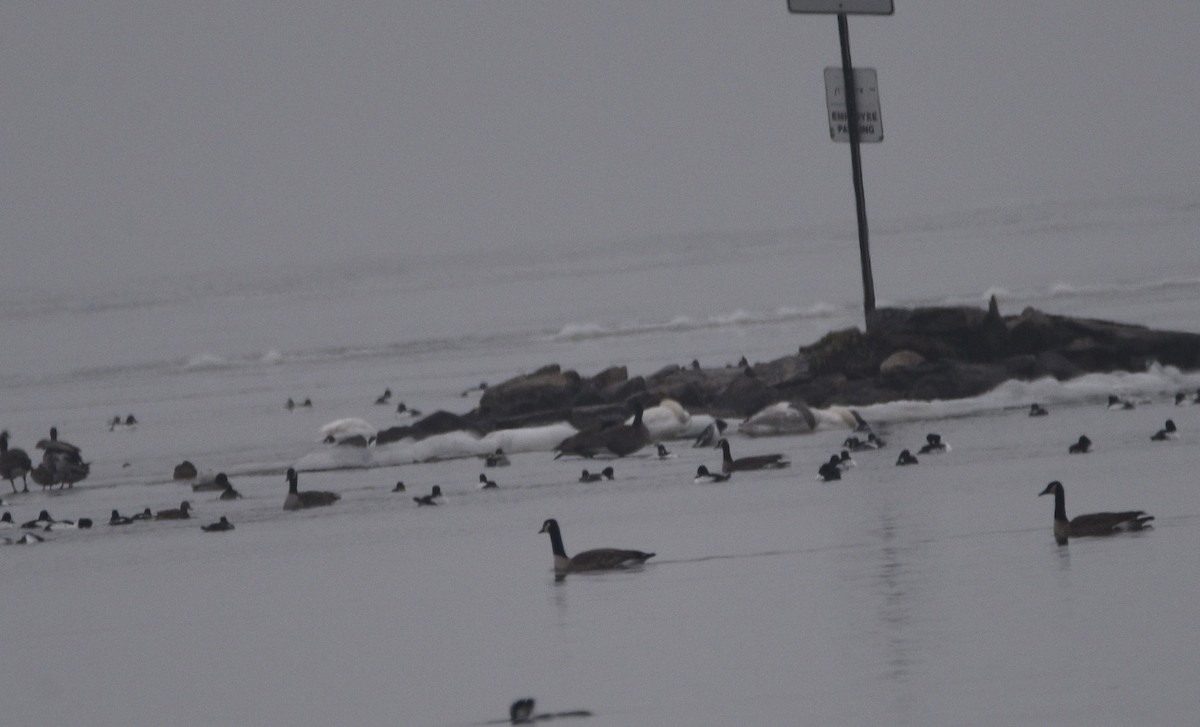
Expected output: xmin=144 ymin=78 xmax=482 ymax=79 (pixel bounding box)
xmin=3 ymin=1 xmax=1198 ymax=291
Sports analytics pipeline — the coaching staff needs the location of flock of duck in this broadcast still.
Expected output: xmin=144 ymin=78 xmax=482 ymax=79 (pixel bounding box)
xmin=4 ymin=386 xmax=1192 ymax=554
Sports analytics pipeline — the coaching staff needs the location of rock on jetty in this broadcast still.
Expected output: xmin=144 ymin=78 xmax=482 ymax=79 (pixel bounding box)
xmin=375 ymin=298 xmax=1200 ymax=442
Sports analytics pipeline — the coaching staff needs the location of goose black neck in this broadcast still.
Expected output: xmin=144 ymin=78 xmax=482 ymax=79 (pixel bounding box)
xmin=546 ymin=522 xmax=567 ymax=558
xmin=720 ymin=440 xmax=732 ymax=464
xmin=1052 ymin=488 xmax=1067 ymax=523
xmin=287 ymin=473 xmax=298 ymax=494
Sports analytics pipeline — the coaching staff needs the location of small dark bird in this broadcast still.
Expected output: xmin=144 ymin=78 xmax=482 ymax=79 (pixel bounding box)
xmin=301 ymin=398 xmax=312 ymax=408
xmin=218 ymin=478 xmax=243 ymax=500
xmin=478 ymin=473 xmax=498 ymax=489
xmin=155 ymin=501 xmax=192 ymax=520
xmin=694 ymin=465 xmax=730 ymax=483
xmin=392 ymin=481 xmax=406 ymax=493
xmin=286 ymin=398 xmax=296 ymax=410
xmin=109 ymin=510 xmax=133 ymax=526
xmin=579 ymin=467 xmax=614 ymax=483
xmin=1068 ymin=435 xmax=1092 ymax=454
xmin=201 ymin=516 xmax=235 ymax=532
xmin=1107 ymin=394 xmax=1134 ymax=410
xmin=656 ymin=443 xmax=675 ymax=459
xmin=1150 ymin=419 xmax=1178 ymax=441
xmin=173 ymin=460 xmax=198 ymax=480
xmin=1029 ymin=403 xmax=1049 ymax=417
xmin=22 ymin=510 xmax=55 ymax=529
xmin=413 ymin=485 xmax=444 ymax=506
xmin=130 ymin=507 xmax=154 ymax=521
xmin=375 ymin=388 xmax=392 ymax=405
xmin=917 ymin=433 xmax=949 ymax=454
xmin=1038 ymin=480 xmax=1153 ymax=545
xmin=485 ymin=448 xmax=511 ymax=467
xmin=895 ymin=449 xmax=919 ymax=466
xmin=817 ymin=458 xmax=842 ymax=482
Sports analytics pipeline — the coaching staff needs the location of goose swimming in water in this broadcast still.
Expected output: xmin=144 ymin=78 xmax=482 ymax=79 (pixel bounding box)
xmin=1150 ymin=419 xmax=1178 ymax=441
xmin=413 ymin=485 xmax=444 ymax=506
xmin=693 ymin=465 xmax=731 ymax=483
xmin=895 ymin=449 xmax=919 ymax=466
xmin=600 ymin=403 xmax=650 ymax=457
xmin=715 ymin=438 xmax=790 ymax=474
xmin=1038 ymin=480 xmax=1153 ymax=545
xmin=538 ymin=518 xmax=655 ymax=575
xmin=201 ymin=516 xmax=235 ymax=532
xmin=1 ymin=431 xmax=33 ymax=493
xmin=579 ymin=467 xmax=615 ymax=483
xmin=1068 ymin=435 xmax=1092 ymax=454
xmin=283 ymin=468 xmax=340 ymax=510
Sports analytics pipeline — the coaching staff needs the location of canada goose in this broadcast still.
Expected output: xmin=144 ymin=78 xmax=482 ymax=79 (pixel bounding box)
xmin=1038 ymin=480 xmax=1154 ymax=545
xmin=600 ymin=403 xmax=650 ymax=457
xmin=156 ymin=501 xmax=192 ymax=520
xmin=413 ymin=485 xmax=444 ymax=506
xmin=538 ymin=518 xmax=655 ymax=575
xmin=1150 ymin=419 xmax=1178 ymax=441
xmin=895 ymin=449 xmax=919 ymax=466
xmin=201 ymin=516 xmax=235 ymax=532
xmin=485 ymin=448 xmax=511 ymax=467
xmin=694 ymin=465 xmax=731 ymax=483
xmin=553 ymin=428 xmax=609 ymax=459
xmin=478 ymin=474 xmax=498 ymax=490
xmin=692 ymin=419 xmax=728 ymax=448
xmin=917 ymin=433 xmax=949 ymax=454
xmin=656 ymin=443 xmax=675 ymax=459
xmin=37 ymin=427 xmax=88 ymax=488
xmin=579 ymin=467 xmax=614 ymax=483
xmin=1068 ymin=435 xmax=1092 ymax=454
xmin=284 ymin=468 xmax=340 ymax=510
xmin=30 ymin=463 xmax=55 ymax=491
xmin=391 ymin=481 xmax=406 ymax=493
xmin=130 ymin=507 xmax=154 ymax=521
xmin=715 ymin=438 xmax=790 ymax=474
xmin=109 ymin=510 xmax=133 ymax=526
xmin=1029 ymin=403 xmax=1049 ymax=417
xmin=1 ymin=431 xmax=33 ymax=493
xmin=817 ymin=458 xmax=842 ymax=482
xmin=173 ymin=460 xmax=198 ymax=480
xmin=375 ymin=388 xmax=392 ymax=405
xmin=193 ymin=472 xmax=232 ymax=492
xmin=1107 ymin=394 xmax=1135 ymax=410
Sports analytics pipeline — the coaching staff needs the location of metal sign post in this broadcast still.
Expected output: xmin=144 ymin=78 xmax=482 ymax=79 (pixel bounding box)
xmin=788 ymin=1 xmax=892 ymax=329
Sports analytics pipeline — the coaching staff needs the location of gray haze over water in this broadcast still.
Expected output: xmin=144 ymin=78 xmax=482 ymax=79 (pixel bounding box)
xmin=3 ymin=1 xmax=1199 ymax=293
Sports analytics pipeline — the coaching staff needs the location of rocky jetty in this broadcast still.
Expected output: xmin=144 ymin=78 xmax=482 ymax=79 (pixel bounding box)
xmin=378 ymin=299 xmax=1200 ymax=442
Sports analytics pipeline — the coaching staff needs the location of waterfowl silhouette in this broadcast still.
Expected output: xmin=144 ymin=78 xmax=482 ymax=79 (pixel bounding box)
xmin=506 ymin=697 xmax=592 ymax=725
xmin=817 ymin=458 xmax=842 ymax=482
xmin=836 ymin=450 xmax=856 ymax=470
xmin=553 ymin=428 xmax=609 ymax=459
xmin=413 ymin=485 xmax=444 ymax=506
xmin=1038 ymin=480 xmax=1153 ymax=545
xmin=130 ymin=507 xmax=154 ymax=521
xmin=1107 ymin=394 xmax=1135 ymax=410
xmin=1068 ymin=435 xmax=1092 ymax=454
xmin=375 ymin=388 xmax=392 ymax=405
xmin=692 ymin=419 xmax=728 ymax=448
xmin=1029 ymin=403 xmax=1049 ymax=417
xmin=538 ymin=518 xmax=655 ymax=575
xmin=600 ymin=403 xmax=650 ymax=457
xmin=283 ymin=468 xmax=340 ymax=510
xmin=579 ymin=467 xmax=614 ymax=483
xmin=0 ymin=431 xmax=33 ymax=493
xmin=693 ymin=465 xmax=731 ymax=483
xmin=917 ymin=433 xmax=949 ymax=455
xmin=485 ymin=448 xmax=511 ymax=467
xmin=21 ymin=510 xmax=55 ymax=529
xmin=155 ymin=501 xmax=192 ymax=520
xmin=201 ymin=516 xmax=235 ymax=532
xmin=36 ymin=427 xmax=88 ymax=488
xmin=478 ymin=474 xmax=498 ymax=490
xmin=109 ymin=510 xmax=133 ymax=526
xmin=895 ymin=449 xmax=919 ymax=466
xmin=286 ymin=398 xmax=296 ymax=410
xmin=0 ymin=512 xmax=14 ymax=527
xmin=218 ymin=478 xmax=243 ymax=500
xmin=656 ymin=443 xmax=675 ymax=459
xmin=193 ymin=472 xmax=232 ymax=493
xmin=173 ymin=460 xmax=198 ymax=480
xmin=1150 ymin=419 xmax=1178 ymax=441
xmin=715 ymin=438 xmax=790 ymax=474
xmin=392 ymin=481 xmax=406 ymax=493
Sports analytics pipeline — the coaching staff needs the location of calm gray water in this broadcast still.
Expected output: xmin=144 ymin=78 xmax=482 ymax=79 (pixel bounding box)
xmin=3 ymin=196 xmax=1200 ymax=725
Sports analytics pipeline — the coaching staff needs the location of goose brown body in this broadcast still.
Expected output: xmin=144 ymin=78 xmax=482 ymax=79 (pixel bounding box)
xmin=538 ymin=518 xmax=654 ymax=575
xmin=715 ymin=438 xmax=789 ymax=474
xmin=1038 ymin=480 xmax=1153 ymax=545
xmin=283 ymin=468 xmax=340 ymax=510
